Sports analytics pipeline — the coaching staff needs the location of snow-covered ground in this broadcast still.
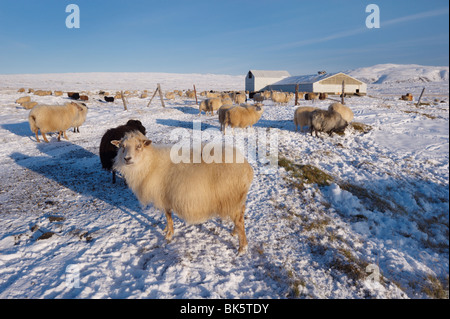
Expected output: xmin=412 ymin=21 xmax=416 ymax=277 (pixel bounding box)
xmin=0 ymin=67 xmax=448 ymax=299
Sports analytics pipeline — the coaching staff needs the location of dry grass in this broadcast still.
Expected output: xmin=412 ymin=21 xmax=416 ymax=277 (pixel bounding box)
xmin=278 ymin=157 xmax=334 ymax=190
xmin=350 ymin=122 xmax=373 ymax=134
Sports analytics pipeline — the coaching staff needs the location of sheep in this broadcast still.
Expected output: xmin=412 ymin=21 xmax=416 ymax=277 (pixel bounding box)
xmin=99 ymin=119 xmax=146 ymax=184
xmin=328 ymin=102 xmax=354 ymax=123
xmin=400 ymin=93 xmax=413 ymax=101
xmin=28 ymin=102 xmax=85 ymax=143
xmin=271 ymin=91 xmax=292 ymax=104
xmin=34 ymin=90 xmax=52 ymax=96
xmin=221 ymin=92 xmax=231 ymax=100
xmin=22 ymin=101 xmax=38 ymax=110
xmin=218 ymin=103 xmax=234 ymax=132
xmin=111 ymin=131 xmax=254 ymax=254
xmin=319 ymin=93 xmax=328 ymax=100
xmin=18 ymin=88 xmax=25 ymax=93
xmin=234 ymin=92 xmax=246 ymax=105
xmin=284 ymin=92 xmax=294 ymax=104
xmin=293 ymin=106 xmax=318 ymax=132
xmin=165 ymin=92 xmax=175 ymax=100
xmin=72 ymin=103 xmax=88 ymax=133
xmin=271 ymin=91 xmax=285 ymax=104
xmin=104 ymin=96 xmax=115 ymax=102
xmin=252 ymin=92 xmax=265 ymax=103
xmin=310 ymin=109 xmax=348 ymax=137
xmin=79 ymin=95 xmax=89 ymax=101
xmin=54 ymin=91 xmax=63 ymax=96
xmin=16 ymin=96 xmax=31 ymax=104
xmin=68 ymin=92 xmax=80 ymax=100
xmin=305 ymin=92 xmax=319 ymax=102
xmin=222 ymin=103 xmax=264 ymax=134
xmin=206 ymin=91 xmax=220 ymax=98
xmin=185 ymin=90 xmax=196 ymax=99
xmin=199 ymin=97 xmax=223 ymax=116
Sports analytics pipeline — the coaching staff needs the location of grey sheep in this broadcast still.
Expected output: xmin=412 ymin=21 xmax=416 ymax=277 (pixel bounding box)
xmin=310 ymin=109 xmax=348 ymax=137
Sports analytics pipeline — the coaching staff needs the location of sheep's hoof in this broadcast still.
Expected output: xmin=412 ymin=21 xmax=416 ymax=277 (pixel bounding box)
xmin=237 ymin=245 xmax=248 ymax=256
xmin=165 ymin=230 xmax=173 ymax=241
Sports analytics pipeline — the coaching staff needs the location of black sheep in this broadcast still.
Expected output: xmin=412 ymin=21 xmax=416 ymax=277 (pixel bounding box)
xmin=99 ymin=120 xmax=146 ymax=183
xmin=104 ymin=96 xmax=115 ymax=102
xmin=68 ymin=92 xmax=80 ymax=100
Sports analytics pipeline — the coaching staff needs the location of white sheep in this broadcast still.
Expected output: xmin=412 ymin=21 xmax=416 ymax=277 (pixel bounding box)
xmin=165 ymin=91 xmax=175 ymax=100
xmin=328 ymin=102 xmax=354 ymax=123
xmin=28 ymin=102 xmax=84 ymax=143
xmin=222 ymin=103 xmax=264 ymax=134
xmin=271 ymin=91 xmax=289 ymax=104
xmin=199 ymin=97 xmax=223 ymax=116
xmin=72 ymin=103 xmax=88 ymax=133
xmin=234 ymin=92 xmax=246 ymax=105
xmin=206 ymin=91 xmax=220 ymax=98
xmin=185 ymin=90 xmax=196 ymax=99
xmin=293 ymin=106 xmax=318 ymax=132
xmin=218 ymin=103 xmax=234 ymax=132
xmin=305 ymin=92 xmax=319 ymax=102
xmin=111 ymin=131 xmax=254 ymax=254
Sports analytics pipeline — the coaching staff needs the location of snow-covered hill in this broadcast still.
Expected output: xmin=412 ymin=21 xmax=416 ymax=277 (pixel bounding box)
xmin=348 ymin=64 xmax=449 ymax=84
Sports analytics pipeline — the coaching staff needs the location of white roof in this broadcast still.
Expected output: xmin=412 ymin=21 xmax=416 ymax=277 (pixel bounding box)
xmin=274 ymin=72 xmax=364 ymax=85
xmin=248 ymin=70 xmax=291 ymax=78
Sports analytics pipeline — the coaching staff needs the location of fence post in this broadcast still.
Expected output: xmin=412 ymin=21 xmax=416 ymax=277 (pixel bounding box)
xmin=121 ymin=91 xmax=128 ymax=111
xmin=193 ymin=85 xmax=198 ymax=105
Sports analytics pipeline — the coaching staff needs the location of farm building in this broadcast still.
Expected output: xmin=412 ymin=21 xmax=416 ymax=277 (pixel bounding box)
xmin=245 ymin=70 xmax=291 ymax=92
xmin=264 ymin=72 xmax=367 ymax=95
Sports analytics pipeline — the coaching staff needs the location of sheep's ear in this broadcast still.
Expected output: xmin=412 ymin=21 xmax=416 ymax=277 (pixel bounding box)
xmin=111 ymin=140 xmax=120 ymax=148
xmin=73 ymin=103 xmax=83 ymax=111
xmin=144 ymin=140 xmax=152 ymax=147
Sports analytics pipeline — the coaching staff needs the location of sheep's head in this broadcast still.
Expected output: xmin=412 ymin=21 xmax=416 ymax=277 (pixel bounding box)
xmin=111 ymin=131 xmax=151 ymax=166
xmin=253 ymin=103 xmax=264 ymax=114
xmin=68 ymin=102 xmax=85 ymax=112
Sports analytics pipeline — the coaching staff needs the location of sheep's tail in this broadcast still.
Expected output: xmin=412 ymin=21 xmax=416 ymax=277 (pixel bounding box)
xmin=224 ymin=110 xmax=231 ymax=127
xmin=28 ymin=114 xmax=38 ymax=133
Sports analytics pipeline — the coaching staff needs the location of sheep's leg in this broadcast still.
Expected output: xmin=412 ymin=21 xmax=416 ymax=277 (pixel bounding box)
xmin=34 ymin=130 xmax=41 ymax=143
xmin=232 ymin=205 xmax=248 ymax=255
xmin=42 ymin=132 xmax=49 ymax=143
xmin=57 ymin=131 xmax=62 ymax=141
xmin=164 ymin=209 xmax=174 ymax=241
xmin=63 ymin=130 xmax=69 ymax=141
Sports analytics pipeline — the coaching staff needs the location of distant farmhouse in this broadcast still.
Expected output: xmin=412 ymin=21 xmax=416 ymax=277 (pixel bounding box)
xmin=245 ymin=70 xmax=367 ymax=95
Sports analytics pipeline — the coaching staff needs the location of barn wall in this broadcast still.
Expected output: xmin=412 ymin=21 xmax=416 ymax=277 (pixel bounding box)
xmin=254 ymin=78 xmax=288 ymax=92
xmin=245 ymin=76 xmax=255 ymax=92
xmin=313 ymin=83 xmax=367 ymax=94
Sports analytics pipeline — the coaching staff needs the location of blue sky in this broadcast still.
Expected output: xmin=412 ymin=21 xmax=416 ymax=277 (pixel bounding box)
xmin=0 ymin=0 xmax=448 ymax=75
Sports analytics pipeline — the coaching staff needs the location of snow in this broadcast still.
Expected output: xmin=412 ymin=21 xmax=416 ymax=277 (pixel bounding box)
xmin=0 ymin=65 xmax=448 ymax=299
xmin=348 ymin=64 xmax=449 ymax=84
